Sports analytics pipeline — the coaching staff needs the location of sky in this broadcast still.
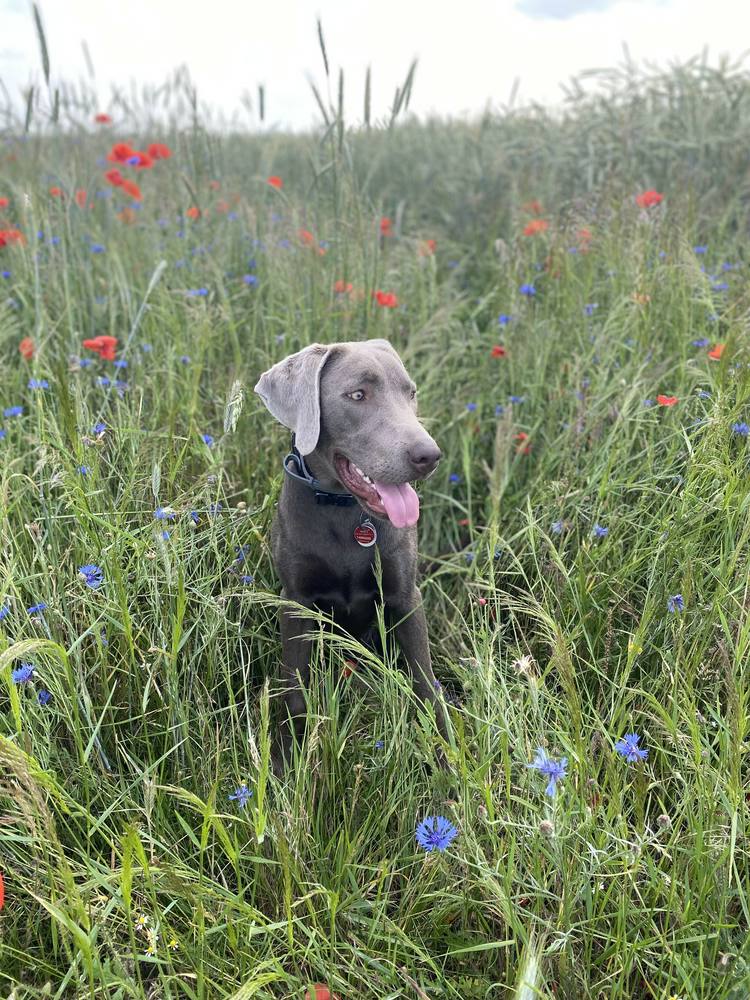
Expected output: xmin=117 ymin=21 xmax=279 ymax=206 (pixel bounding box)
xmin=2 ymin=0 xmax=750 ymax=130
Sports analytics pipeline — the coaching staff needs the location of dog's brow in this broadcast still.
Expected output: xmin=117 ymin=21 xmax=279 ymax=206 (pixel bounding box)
xmin=353 ymin=370 xmax=381 ymax=385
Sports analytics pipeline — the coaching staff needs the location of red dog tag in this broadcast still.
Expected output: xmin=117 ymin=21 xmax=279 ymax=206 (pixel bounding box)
xmin=354 ymin=520 xmax=377 ymax=547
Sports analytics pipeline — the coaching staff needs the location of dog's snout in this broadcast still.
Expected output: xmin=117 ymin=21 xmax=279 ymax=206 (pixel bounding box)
xmin=408 ymin=441 xmax=441 ymax=475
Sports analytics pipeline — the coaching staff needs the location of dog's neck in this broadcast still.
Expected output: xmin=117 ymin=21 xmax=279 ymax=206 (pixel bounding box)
xmin=283 ymin=436 xmax=358 ymax=506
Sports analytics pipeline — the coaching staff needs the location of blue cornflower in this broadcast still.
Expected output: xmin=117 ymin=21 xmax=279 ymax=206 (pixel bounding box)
xmin=374 ymin=739 xmax=384 ymax=750
xmin=155 ymin=507 xmax=176 ymax=521
xmin=415 ymin=815 xmax=459 ymax=853
xmin=592 ymin=524 xmax=609 ymax=538
xmin=28 ymin=378 xmax=49 ymax=390
xmin=712 ymin=282 xmax=729 ymax=292
xmin=97 ymin=376 xmax=111 ymax=388
xmin=643 ymin=399 xmax=654 ymax=407
xmin=4 ymin=406 xmax=23 ymax=417
xmin=509 ymin=395 xmax=525 ymax=404
xmin=229 ymin=784 xmax=253 ymax=808
xmin=732 ymin=422 xmax=749 ymax=437
xmin=201 ymin=433 xmax=214 ymax=447
xmin=209 ymin=503 xmax=223 ymax=516
xmin=190 ymin=510 xmax=199 ymax=524
xmin=551 ymin=520 xmax=563 ymax=534
xmin=79 ymin=564 xmax=104 ymax=589
xmin=0 ymin=429 xmax=5 ymax=439
xmin=519 ymin=283 xmax=536 ymax=298
xmin=449 ymin=473 xmax=461 ymax=484
xmin=240 ymin=574 xmax=254 ymax=585
xmin=141 ymin=343 xmax=153 ymax=353
xmin=0 ymin=603 xmax=9 ymax=621
xmin=243 ymin=274 xmax=258 ymax=286
xmin=113 ymin=359 xmax=128 ymax=369
xmin=667 ymin=593 xmax=685 ymax=613
xmin=77 ymin=465 xmax=89 ymax=476
xmin=698 ymin=390 xmax=711 ymax=400
xmin=37 ymin=689 xmax=52 ymax=706
xmin=494 ymin=546 xmax=503 ymax=559
xmin=27 ymin=603 xmax=47 ymax=615
xmin=49 ymin=235 xmax=60 ymax=246
xmin=180 ymin=355 xmax=191 ymax=365
xmin=495 ymin=404 xmax=505 ymax=416
xmin=92 ymin=421 xmax=106 ymax=435
xmin=12 ymin=663 xmax=35 ymax=684
xmin=614 ymin=732 xmax=648 ymax=763
xmin=584 ymin=303 xmax=598 ymax=316
xmin=235 ymin=544 xmax=250 ymax=563
xmin=693 ymin=245 xmax=708 ymax=255
xmin=466 ymin=402 xmax=477 ymax=412
xmin=127 ymin=155 xmax=140 ymax=166
xmin=186 ymin=288 xmax=208 ymax=297
xmin=227 ymin=211 xmax=239 ymax=221
xmin=465 ymin=551 xmax=474 ymax=564
xmin=498 ymin=314 xmax=512 ymax=326
xmin=2 ymin=270 xmax=11 ymax=278
xmin=90 ymin=244 xmax=105 ymax=254
xmin=79 ymin=358 xmax=94 ymax=368
xmin=691 ymin=337 xmax=710 ymax=347
xmin=528 ymin=747 xmax=568 ymax=797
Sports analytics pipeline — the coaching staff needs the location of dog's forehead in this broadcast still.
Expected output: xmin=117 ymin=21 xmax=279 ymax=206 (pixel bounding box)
xmin=324 ymin=341 xmax=409 ymax=384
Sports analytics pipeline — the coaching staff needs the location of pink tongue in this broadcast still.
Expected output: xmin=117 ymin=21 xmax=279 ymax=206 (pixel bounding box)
xmin=373 ymin=481 xmax=420 ymax=528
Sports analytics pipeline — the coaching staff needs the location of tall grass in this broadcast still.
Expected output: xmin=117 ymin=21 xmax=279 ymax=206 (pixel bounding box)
xmin=1 ymin=36 xmax=750 ymax=999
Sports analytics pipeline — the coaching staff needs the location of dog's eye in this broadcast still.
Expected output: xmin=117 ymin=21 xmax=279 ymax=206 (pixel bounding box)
xmin=347 ymin=390 xmax=366 ymax=401
xmin=410 ymin=388 xmax=417 ymax=399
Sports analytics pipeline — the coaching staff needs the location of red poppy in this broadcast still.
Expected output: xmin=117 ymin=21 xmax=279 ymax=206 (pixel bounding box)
xmin=104 ymin=168 xmax=124 ymax=187
xmin=708 ymin=343 xmax=725 ymax=360
xmin=0 ymin=229 xmax=25 ymax=247
xmin=305 ymin=986 xmax=340 ymax=1000
xmin=522 ymin=219 xmax=549 ymax=237
xmin=380 ymin=216 xmax=393 ymax=237
xmin=0 ymin=197 xmax=8 ymax=209
xmin=74 ymin=189 xmax=87 ymax=208
xmin=107 ymin=142 xmax=135 ymax=163
xmin=342 ymin=658 xmax=357 ymax=679
xmin=656 ymin=395 xmax=678 ymax=407
xmin=418 ymin=239 xmax=436 ymax=256
xmin=515 ymin=431 xmax=531 ymax=454
xmin=490 ymin=345 xmax=507 ymax=358
xmin=216 ymin=199 xmax=230 ymax=213
xmin=49 ymin=186 xmax=63 ymax=198
xmin=19 ymin=337 xmax=34 ymax=361
xmin=334 ymin=280 xmax=353 ymax=294
xmin=522 ymin=199 xmax=543 ymax=215
xmin=635 ymin=189 xmax=663 ymax=208
xmin=374 ymin=290 xmax=398 ymax=308
xmin=186 ymin=206 xmax=201 ymax=220
xmin=147 ymin=142 xmax=172 ymax=160
xmin=117 ymin=207 xmax=136 ymax=224
xmin=267 ymin=175 xmax=283 ymax=189
xmin=458 ymin=518 xmax=470 ymax=527
xmin=121 ymin=180 xmax=142 ymax=201
xmin=0 ymin=870 xmax=4 ymax=911
xmin=82 ymin=335 xmax=118 ymax=361
xmin=131 ymin=151 xmax=154 ymax=169
xmin=298 ymin=229 xmax=315 ymax=247
xmin=94 ymin=113 xmax=112 ymax=124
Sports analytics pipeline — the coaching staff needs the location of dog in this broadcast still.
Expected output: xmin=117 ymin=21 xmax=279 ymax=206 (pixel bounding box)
xmin=255 ymin=338 xmax=447 ymax=768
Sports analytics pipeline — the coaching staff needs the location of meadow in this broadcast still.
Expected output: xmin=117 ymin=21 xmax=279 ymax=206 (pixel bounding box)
xmin=1 ymin=43 xmax=750 ymax=999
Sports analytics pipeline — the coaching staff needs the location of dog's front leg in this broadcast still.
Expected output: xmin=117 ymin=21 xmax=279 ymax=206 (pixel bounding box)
xmin=391 ymin=589 xmax=449 ymax=743
xmin=274 ymin=596 xmax=314 ymax=773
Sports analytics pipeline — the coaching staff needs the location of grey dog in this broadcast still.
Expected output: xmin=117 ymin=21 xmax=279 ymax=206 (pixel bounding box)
xmin=255 ymin=338 xmax=448 ymax=767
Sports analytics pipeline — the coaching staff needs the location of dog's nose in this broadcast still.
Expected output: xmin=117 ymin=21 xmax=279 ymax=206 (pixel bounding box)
xmin=408 ymin=442 xmax=441 ymax=475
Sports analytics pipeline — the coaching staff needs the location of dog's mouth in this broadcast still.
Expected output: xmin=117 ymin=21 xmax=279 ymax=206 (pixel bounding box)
xmin=333 ymin=454 xmax=420 ymax=528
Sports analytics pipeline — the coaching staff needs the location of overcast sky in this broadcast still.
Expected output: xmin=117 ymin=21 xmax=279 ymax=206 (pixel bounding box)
xmin=2 ymin=0 xmax=750 ymax=129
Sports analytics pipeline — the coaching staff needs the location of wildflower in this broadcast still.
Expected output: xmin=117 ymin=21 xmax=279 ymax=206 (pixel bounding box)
xmin=74 ymin=189 xmax=87 ymax=209
xmin=0 ymin=196 xmax=8 ymax=208
xmin=267 ymin=175 xmax=283 ymax=188
xmin=243 ymin=273 xmax=258 ymax=287
xmin=108 ymin=142 xmax=134 ymax=163
xmin=449 ymin=473 xmax=461 ymax=483
xmin=79 ymin=564 xmax=104 ymax=589
xmin=539 ymin=819 xmax=555 ymax=836
xmin=551 ymin=520 xmax=563 ymax=534
xmin=380 ymin=216 xmax=393 ymax=237
xmin=135 ymin=914 xmax=150 ymax=931
xmin=592 ymin=524 xmax=608 ymax=538
xmin=635 ymin=189 xmax=663 ymax=208
xmin=495 ymin=404 xmax=505 ymax=416
xmin=180 ymin=355 xmax=191 ymax=365
xmin=614 ymin=732 xmax=648 ymax=762
xmin=643 ymin=399 xmax=654 ymax=407
xmin=490 ymin=344 xmax=506 ymax=358
xmin=374 ymin=739 xmax=384 ymax=750
xmin=12 ymin=663 xmax=35 ymax=684
xmin=112 ymin=359 xmax=127 ymax=370
xmin=128 ymin=151 xmax=153 ymax=169
xmin=104 ymin=168 xmax=124 ymax=187
xmin=19 ymin=337 xmax=34 ymax=361
xmin=77 ymin=465 xmax=89 ymax=476
xmin=712 ymin=282 xmax=729 ymax=292
xmin=656 ymin=395 xmax=678 ymax=407
xmin=27 ymin=603 xmax=47 ymax=615
xmin=97 ymin=377 xmax=111 ymax=388
xmin=120 ymin=180 xmax=141 ymax=201
xmin=94 ymin=113 xmax=112 ymax=124
xmin=375 ymin=290 xmax=398 ymax=308
xmin=0 ymin=229 xmax=25 ymax=247
xmin=201 ymin=433 xmax=214 ymax=447
xmin=4 ymin=406 xmax=22 ymax=417
xmin=168 ymin=938 xmax=178 ymax=951
xmin=186 ymin=206 xmax=201 ymax=220
xmin=415 ymin=815 xmax=459 ymax=852
xmin=528 ymin=747 xmax=568 ymax=797
xmin=154 ymin=507 xmax=176 ymax=521
xmin=147 ymin=142 xmax=171 ymax=160
xmin=418 ymin=238 xmax=436 ymax=255
xmin=732 ymin=421 xmax=749 ymax=436
xmin=584 ymin=303 xmax=598 ymax=316
xmin=693 ymin=245 xmax=708 ymax=255
xmin=334 ymin=279 xmax=353 ymax=294
xmin=522 ymin=199 xmax=542 ymax=214
xmin=466 ymin=402 xmax=477 ymax=412
xmin=49 ymin=186 xmax=64 ymax=198
xmin=186 ymin=288 xmax=208 ymax=297
xmin=691 ymin=337 xmax=710 ymax=347
xmin=708 ymin=344 xmax=725 ymax=360
xmin=27 ymin=378 xmax=49 ymax=390
xmin=509 ymin=395 xmax=525 ymax=404
xmin=0 ymin=604 xmax=9 ymax=621
xmin=190 ymin=511 xmax=199 ymax=524
xmin=498 ymin=314 xmax=512 ymax=326
xmin=240 ymin=574 xmax=254 ymax=585
xmin=515 ymin=431 xmax=531 ymax=454
xmin=209 ymin=503 xmax=223 ymax=516
xmin=667 ymin=593 xmax=685 ymax=613
xmin=37 ymin=690 xmax=52 ymax=705
xmin=522 ymin=219 xmax=549 ymax=236
xmin=229 ymin=784 xmax=253 ymax=808
xmin=90 ymin=243 xmax=105 ymax=254
xmin=83 ymin=335 xmax=118 ymax=361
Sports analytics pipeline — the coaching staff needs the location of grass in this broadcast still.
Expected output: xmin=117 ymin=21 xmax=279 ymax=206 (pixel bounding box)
xmin=1 ymin=41 xmax=750 ymax=999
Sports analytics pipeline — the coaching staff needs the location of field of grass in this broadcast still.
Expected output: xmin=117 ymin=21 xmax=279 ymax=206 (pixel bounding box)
xmin=1 ymin=43 xmax=750 ymax=999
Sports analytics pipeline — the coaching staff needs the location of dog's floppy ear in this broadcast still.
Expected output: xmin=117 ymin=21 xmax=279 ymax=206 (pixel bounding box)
xmin=254 ymin=343 xmax=331 ymax=455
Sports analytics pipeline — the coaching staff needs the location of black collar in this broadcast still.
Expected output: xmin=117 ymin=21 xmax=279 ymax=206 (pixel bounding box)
xmin=282 ymin=435 xmax=358 ymax=507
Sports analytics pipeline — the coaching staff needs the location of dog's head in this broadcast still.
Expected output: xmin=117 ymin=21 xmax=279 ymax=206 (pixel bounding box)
xmin=254 ymin=339 xmax=440 ymax=527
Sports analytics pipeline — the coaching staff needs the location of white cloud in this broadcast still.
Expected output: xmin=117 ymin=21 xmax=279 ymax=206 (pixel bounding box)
xmin=1 ymin=0 xmax=749 ymax=130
